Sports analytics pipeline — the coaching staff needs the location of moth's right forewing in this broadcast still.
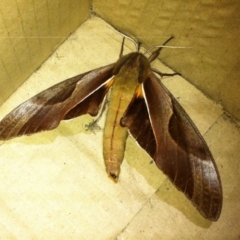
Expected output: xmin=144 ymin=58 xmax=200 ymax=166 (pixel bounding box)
xmin=0 ymin=64 xmax=114 ymax=140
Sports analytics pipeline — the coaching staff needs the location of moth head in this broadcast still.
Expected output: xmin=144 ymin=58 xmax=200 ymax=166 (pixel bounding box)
xmin=113 ymin=52 xmax=150 ymax=84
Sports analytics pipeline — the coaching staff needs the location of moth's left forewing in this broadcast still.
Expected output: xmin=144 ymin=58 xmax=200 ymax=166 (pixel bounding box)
xmin=122 ymin=70 xmax=222 ymax=221
xmin=144 ymin=72 xmax=222 ymax=221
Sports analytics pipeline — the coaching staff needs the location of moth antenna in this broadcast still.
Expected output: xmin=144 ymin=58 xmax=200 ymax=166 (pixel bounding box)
xmin=118 ymin=32 xmax=139 ymax=52
xmin=145 ymin=45 xmax=191 ymax=55
xmin=147 ymin=35 xmax=174 ymax=63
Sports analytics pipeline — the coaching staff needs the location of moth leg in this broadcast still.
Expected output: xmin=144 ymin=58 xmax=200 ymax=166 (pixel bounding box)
xmin=83 ymin=120 xmax=101 ymax=134
xmin=85 ymin=95 xmax=109 ymax=133
xmin=151 ymin=67 xmax=181 ymax=78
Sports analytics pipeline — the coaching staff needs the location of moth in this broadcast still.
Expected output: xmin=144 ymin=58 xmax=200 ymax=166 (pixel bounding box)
xmin=0 ymin=36 xmax=222 ymax=221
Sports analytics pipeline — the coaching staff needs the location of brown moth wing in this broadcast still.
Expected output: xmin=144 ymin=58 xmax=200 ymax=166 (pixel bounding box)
xmin=120 ymin=92 xmax=156 ymax=158
xmin=121 ymin=72 xmax=222 ymax=221
xmin=0 ymin=64 xmax=114 ymax=140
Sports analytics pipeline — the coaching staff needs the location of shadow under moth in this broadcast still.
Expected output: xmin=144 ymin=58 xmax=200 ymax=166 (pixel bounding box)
xmin=0 ymin=36 xmax=222 ymax=221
